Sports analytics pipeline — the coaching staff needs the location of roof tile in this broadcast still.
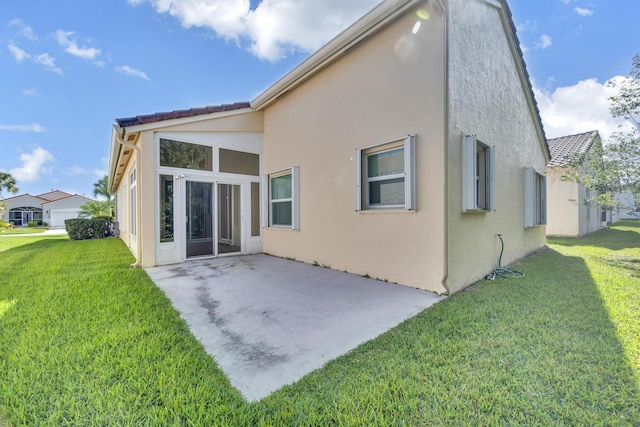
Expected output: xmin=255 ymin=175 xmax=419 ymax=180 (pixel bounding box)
xmin=115 ymin=102 xmax=251 ymax=127
xmin=547 ymin=130 xmax=600 ymax=167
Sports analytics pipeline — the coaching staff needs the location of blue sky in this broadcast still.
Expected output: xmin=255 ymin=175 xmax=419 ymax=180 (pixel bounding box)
xmin=1 ymin=0 xmax=638 ymax=199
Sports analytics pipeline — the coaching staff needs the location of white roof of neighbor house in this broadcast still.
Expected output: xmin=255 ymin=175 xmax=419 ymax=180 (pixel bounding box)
xmin=42 ymin=194 xmax=93 ymax=207
xmin=547 ymin=130 xmax=600 ymax=167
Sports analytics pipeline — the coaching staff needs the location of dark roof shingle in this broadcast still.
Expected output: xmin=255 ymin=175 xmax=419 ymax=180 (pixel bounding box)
xmin=547 ymin=130 xmax=600 ymax=167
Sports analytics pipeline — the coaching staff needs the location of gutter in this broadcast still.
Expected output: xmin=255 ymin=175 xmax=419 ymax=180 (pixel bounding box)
xmin=112 ymin=124 xmax=143 ymax=268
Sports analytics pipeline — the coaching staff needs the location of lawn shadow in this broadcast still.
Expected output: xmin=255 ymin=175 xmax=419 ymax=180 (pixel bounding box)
xmin=473 ymin=246 xmax=640 ymax=423
xmin=256 ymin=246 xmax=640 ymax=425
xmin=549 ymin=220 xmax=640 ymax=251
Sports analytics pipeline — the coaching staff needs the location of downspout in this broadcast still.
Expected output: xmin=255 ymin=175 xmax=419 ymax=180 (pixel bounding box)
xmin=113 ymin=124 xmax=142 ymax=268
xmin=437 ymin=0 xmax=450 ymax=294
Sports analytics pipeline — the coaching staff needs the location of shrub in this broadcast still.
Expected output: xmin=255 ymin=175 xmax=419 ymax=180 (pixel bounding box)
xmin=27 ymin=221 xmax=38 ymax=227
xmin=64 ymin=218 xmax=110 ymax=241
xmin=42 ymin=221 xmax=49 ymax=227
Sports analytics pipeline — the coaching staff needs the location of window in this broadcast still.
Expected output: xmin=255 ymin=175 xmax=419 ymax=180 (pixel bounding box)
xmin=130 ymin=169 xmax=137 ymax=236
xmin=159 ymin=138 xmax=212 ymax=171
xmin=159 ymin=175 xmax=174 ymax=242
xmin=462 ymin=135 xmax=495 ymax=212
xmin=219 ymin=148 xmax=260 ymax=176
xmin=524 ymin=167 xmax=547 ymax=227
xmin=263 ymin=167 xmax=299 ymax=229
xmin=356 ymin=135 xmax=415 ymax=211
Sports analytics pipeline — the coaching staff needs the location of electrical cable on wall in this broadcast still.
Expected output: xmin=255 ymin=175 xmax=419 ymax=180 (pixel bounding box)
xmin=486 ymin=234 xmax=525 ymax=280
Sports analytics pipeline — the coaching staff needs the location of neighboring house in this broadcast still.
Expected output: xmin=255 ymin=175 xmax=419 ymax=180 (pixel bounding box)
xmin=616 ymin=192 xmax=639 ymax=219
xmin=108 ymin=0 xmax=549 ymax=295
xmin=546 ymin=131 xmax=602 ymax=237
xmin=1 ymin=190 xmax=93 ymax=227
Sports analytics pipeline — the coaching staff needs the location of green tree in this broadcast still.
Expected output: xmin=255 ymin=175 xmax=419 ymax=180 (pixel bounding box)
xmin=93 ymin=175 xmax=113 ymax=201
xmin=0 ymin=171 xmax=19 ymax=197
xmin=563 ymin=55 xmax=640 ymax=214
xmin=608 ymin=53 xmax=640 ymax=128
xmin=78 ymin=200 xmax=113 ymax=219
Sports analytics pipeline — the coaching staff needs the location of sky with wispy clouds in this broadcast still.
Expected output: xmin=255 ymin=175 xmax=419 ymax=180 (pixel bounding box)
xmin=0 ymin=0 xmax=638 ymax=199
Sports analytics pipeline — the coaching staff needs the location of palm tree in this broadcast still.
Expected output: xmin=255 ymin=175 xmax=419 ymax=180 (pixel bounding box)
xmin=0 ymin=172 xmax=19 ymax=197
xmin=93 ymin=175 xmax=113 ymax=201
xmin=78 ymin=200 xmax=113 ymax=219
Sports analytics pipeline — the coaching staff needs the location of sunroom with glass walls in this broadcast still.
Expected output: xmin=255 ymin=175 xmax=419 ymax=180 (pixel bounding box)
xmin=153 ymin=132 xmax=263 ymax=265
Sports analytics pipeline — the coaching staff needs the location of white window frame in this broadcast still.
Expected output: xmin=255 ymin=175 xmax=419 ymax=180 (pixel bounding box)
xmin=524 ymin=167 xmax=547 ymax=227
xmin=462 ymin=135 xmax=495 ymax=212
xmin=262 ymin=166 xmax=299 ymax=230
xmin=355 ymin=135 xmax=416 ymax=211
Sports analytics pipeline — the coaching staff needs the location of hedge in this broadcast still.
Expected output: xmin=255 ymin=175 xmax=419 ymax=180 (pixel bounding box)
xmin=64 ymin=218 xmax=110 ymax=241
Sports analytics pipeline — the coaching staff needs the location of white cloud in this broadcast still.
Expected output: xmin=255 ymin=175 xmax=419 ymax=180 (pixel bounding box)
xmin=22 ymin=88 xmax=39 ymax=96
xmin=534 ymin=77 xmax=636 ymax=141
xmin=7 ymin=43 xmax=31 ymax=62
xmin=115 ymin=65 xmax=150 ymax=80
xmin=63 ymin=165 xmax=89 ymax=177
xmin=534 ymin=34 xmax=552 ymax=49
xmin=9 ymin=18 xmax=38 ymax=41
xmin=10 ymin=147 xmax=55 ymax=182
xmin=55 ymin=30 xmax=101 ymax=60
xmin=128 ymin=0 xmax=378 ymax=61
xmin=574 ymin=7 xmax=594 ymax=16
xmin=32 ymin=52 xmax=63 ymax=74
xmin=0 ymin=123 xmax=45 ymax=132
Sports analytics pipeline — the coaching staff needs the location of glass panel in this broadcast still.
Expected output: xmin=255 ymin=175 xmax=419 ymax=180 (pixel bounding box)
xmin=271 ymin=174 xmax=292 ymax=200
xmin=272 ymin=201 xmax=292 ymax=226
xmin=369 ymin=178 xmax=405 ymax=205
xmin=251 ymin=182 xmax=260 ymax=236
xmin=159 ymin=175 xmax=174 ymax=243
xmin=160 ymin=138 xmax=213 ymax=171
xmin=367 ymin=148 xmax=404 ymax=178
xmin=219 ymin=148 xmax=260 ymax=176
xmin=186 ymin=181 xmax=214 ymax=257
xmin=218 ymin=184 xmax=242 ymax=254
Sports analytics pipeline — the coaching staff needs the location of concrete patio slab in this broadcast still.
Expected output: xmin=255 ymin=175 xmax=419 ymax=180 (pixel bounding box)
xmin=145 ymin=254 xmax=445 ymax=401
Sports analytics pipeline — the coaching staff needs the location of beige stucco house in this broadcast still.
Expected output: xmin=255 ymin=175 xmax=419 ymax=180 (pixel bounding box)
xmin=546 ymin=131 xmax=602 ymax=237
xmin=1 ymin=190 xmax=93 ymax=227
xmin=108 ymin=0 xmax=549 ymax=295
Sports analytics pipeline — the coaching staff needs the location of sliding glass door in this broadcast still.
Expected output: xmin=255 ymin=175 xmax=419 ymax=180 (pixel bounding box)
xmin=217 ymin=183 xmax=241 ymax=255
xmin=186 ymin=181 xmax=214 ymax=257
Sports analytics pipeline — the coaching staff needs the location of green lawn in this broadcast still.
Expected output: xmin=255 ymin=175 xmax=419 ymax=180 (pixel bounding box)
xmin=0 ymin=227 xmax=48 ymax=235
xmin=0 ymin=222 xmax=638 ymax=426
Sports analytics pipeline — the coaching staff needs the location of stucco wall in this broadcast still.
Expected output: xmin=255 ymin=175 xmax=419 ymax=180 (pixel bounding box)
xmin=546 ymin=167 xmax=600 ymax=236
xmin=446 ymin=0 xmax=548 ymax=293
xmin=546 ymin=168 xmax=580 ymax=236
xmin=262 ymin=5 xmax=448 ymax=293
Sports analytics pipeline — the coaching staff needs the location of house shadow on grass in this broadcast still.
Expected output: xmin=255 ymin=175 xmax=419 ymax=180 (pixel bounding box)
xmin=255 ymin=246 xmax=640 ymax=425
xmin=548 ymin=219 xmax=640 ymax=251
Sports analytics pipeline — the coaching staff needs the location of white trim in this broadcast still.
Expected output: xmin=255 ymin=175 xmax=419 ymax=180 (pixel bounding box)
xmin=261 ymin=174 xmax=269 ymax=228
xmin=461 ymin=135 xmax=477 ymax=212
xmin=355 ymin=148 xmax=363 ymax=211
xmin=524 ymin=167 xmax=535 ymax=227
xmin=356 ymin=135 xmax=415 ymax=211
xmin=291 ymin=166 xmax=300 ymax=230
xmin=267 ymin=167 xmax=299 ymax=230
xmin=486 ymin=145 xmax=496 ymax=211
